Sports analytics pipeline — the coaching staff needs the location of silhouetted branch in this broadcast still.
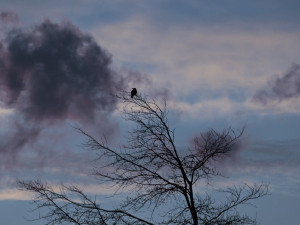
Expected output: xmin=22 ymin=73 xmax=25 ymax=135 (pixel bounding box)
xmin=19 ymin=91 xmax=268 ymax=225
xmin=18 ymin=179 xmax=154 ymax=225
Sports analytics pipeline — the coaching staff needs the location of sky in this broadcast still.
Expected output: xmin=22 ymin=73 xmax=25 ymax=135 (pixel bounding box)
xmin=0 ymin=0 xmax=300 ymax=224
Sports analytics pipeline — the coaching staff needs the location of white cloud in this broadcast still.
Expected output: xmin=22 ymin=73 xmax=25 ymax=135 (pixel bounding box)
xmin=244 ymin=97 xmax=300 ymax=115
xmin=90 ymin=18 xmax=300 ymax=119
xmin=0 ymin=188 xmax=34 ymax=200
xmin=91 ymin=18 xmax=300 ymax=96
xmin=0 ymin=107 xmax=13 ymax=116
xmin=166 ymin=93 xmax=300 ymax=120
xmin=168 ymin=97 xmax=237 ymax=119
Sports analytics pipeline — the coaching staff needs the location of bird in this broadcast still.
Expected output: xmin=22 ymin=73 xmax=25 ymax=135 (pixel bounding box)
xmin=131 ymin=88 xmax=137 ymax=98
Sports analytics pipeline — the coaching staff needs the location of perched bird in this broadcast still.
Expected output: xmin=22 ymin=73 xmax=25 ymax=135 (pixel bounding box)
xmin=131 ymin=88 xmax=137 ymax=98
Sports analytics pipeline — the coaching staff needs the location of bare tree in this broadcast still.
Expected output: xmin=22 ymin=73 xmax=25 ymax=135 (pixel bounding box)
xmin=18 ymin=91 xmax=268 ymax=225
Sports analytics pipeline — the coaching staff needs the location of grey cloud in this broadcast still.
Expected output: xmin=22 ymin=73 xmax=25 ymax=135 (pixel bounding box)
xmin=0 ymin=20 xmax=119 ymax=122
xmin=253 ymin=64 xmax=300 ymax=104
xmin=0 ymin=19 xmax=125 ymax=163
xmin=0 ymin=18 xmax=159 ymax=170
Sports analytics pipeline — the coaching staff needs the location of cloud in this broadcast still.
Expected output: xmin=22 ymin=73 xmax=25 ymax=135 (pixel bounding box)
xmin=0 ymin=19 xmax=151 ymax=168
xmin=91 ymin=18 xmax=300 ymax=105
xmin=0 ymin=20 xmax=120 ymax=122
xmin=253 ymin=64 xmax=300 ymax=104
xmin=0 ymin=17 xmax=170 ymax=171
xmin=0 ymin=19 xmax=119 ymax=162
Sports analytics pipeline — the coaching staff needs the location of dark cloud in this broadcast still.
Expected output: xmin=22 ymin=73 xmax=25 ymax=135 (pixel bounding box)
xmin=0 ymin=18 xmax=170 ymax=171
xmin=0 ymin=19 xmax=128 ymax=163
xmin=253 ymin=64 xmax=300 ymax=104
xmin=0 ymin=20 xmax=120 ymax=122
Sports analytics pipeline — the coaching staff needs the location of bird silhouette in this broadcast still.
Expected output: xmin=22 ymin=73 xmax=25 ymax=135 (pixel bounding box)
xmin=131 ymin=88 xmax=137 ymax=98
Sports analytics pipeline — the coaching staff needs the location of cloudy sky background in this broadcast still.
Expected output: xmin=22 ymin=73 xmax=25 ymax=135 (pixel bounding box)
xmin=0 ymin=0 xmax=300 ymax=224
